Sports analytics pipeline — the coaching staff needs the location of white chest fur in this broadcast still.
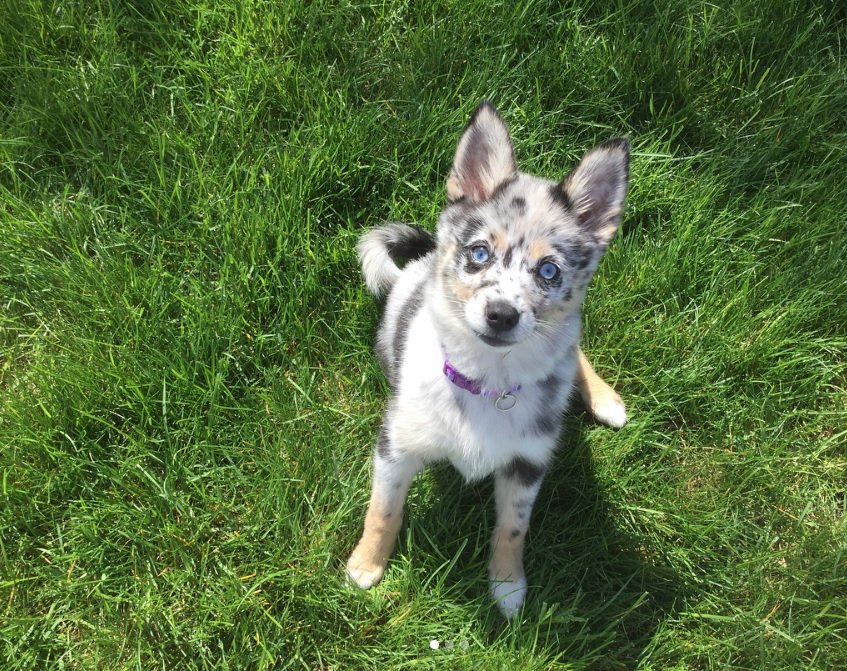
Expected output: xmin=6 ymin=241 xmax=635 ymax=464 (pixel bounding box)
xmin=389 ymin=305 xmax=577 ymax=481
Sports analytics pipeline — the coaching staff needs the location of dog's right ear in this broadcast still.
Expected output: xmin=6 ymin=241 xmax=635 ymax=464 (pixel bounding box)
xmin=559 ymin=138 xmax=630 ymax=247
xmin=446 ymin=102 xmax=517 ymax=203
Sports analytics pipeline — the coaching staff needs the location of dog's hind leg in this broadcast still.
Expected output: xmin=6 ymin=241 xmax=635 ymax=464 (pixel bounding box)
xmin=347 ymin=436 xmax=422 ymax=589
xmin=575 ymin=348 xmax=628 ymax=428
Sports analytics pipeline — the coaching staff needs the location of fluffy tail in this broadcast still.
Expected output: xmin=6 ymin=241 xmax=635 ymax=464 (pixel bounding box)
xmin=357 ymin=223 xmax=435 ymax=296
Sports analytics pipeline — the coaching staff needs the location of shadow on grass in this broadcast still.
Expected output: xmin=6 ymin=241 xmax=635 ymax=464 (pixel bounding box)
xmin=410 ymin=410 xmax=685 ymax=670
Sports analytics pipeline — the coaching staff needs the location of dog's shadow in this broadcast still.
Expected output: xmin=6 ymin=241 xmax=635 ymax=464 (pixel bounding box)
xmin=407 ymin=410 xmax=684 ymax=669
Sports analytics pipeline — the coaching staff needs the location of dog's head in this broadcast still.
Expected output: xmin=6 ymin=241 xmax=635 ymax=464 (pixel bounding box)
xmin=435 ymin=102 xmax=629 ymax=348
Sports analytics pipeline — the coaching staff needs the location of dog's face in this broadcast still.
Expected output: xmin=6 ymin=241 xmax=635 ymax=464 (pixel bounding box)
xmin=435 ymin=103 xmax=630 ymax=348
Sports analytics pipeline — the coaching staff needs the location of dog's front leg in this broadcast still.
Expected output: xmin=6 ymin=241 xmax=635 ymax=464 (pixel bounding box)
xmin=489 ymin=457 xmax=546 ymax=618
xmin=347 ymin=434 xmax=422 ymax=589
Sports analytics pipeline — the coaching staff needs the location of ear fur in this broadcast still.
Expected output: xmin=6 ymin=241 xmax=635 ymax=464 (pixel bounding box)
xmin=560 ymin=138 xmax=630 ymax=245
xmin=446 ymin=102 xmax=517 ymax=203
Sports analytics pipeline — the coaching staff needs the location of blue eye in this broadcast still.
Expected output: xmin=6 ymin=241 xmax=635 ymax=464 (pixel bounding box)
xmin=470 ymin=245 xmax=490 ymax=264
xmin=538 ymin=261 xmax=560 ymax=280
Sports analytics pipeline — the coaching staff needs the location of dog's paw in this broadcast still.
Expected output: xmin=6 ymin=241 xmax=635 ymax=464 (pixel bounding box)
xmin=589 ymin=390 xmax=628 ymax=428
xmin=490 ymin=575 xmax=527 ymax=618
xmin=346 ymin=552 xmax=386 ymax=589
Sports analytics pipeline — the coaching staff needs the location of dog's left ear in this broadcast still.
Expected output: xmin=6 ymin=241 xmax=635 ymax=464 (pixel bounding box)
xmin=446 ymin=101 xmax=517 ymax=203
xmin=560 ymin=138 xmax=630 ymax=246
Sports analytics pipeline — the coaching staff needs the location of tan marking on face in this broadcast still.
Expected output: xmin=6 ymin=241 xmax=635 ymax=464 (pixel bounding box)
xmin=529 ymin=239 xmax=552 ymax=260
xmin=452 ymin=280 xmax=474 ymax=301
xmin=439 ymin=241 xmax=475 ymax=302
xmin=493 ymin=228 xmax=509 ymax=253
xmin=438 ymin=241 xmax=457 ymax=276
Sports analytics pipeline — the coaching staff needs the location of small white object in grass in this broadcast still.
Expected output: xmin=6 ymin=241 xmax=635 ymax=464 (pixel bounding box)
xmin=429 ymin=637 xmax=469 ymax=651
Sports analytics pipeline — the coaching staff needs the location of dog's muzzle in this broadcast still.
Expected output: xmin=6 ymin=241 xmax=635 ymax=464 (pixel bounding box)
xmin=474 ymin=300 xmax=522 ymax=347
xmin=485 ymin=300 xmax=519 ymax=334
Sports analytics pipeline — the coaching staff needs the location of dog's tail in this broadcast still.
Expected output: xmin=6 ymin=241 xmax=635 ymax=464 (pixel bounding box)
xmin=357 ymin=223 xmax=436 ymax=296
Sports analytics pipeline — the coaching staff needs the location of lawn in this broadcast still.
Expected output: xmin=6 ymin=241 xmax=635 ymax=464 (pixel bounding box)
xmin=1 ymin=1 xmax=845 ymax=669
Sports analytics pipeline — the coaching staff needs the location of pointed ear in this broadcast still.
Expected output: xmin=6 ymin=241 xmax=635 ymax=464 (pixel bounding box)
xmin=560 ymin=138 xmax=630 ymax=246
xmin=446 ymin=101 xmax=517 ymax=203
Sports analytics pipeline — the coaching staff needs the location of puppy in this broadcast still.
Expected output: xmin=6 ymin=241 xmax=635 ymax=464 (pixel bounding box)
xmin=347 ymin=102 xmax=629 ymax=617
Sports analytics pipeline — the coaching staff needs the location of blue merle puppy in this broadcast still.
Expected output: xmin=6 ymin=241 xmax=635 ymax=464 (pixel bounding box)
xmin=347 ymin=102 xmax=630 ymax=617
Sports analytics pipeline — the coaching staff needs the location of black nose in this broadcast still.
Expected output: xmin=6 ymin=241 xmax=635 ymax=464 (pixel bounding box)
xmin=485 ymin=300 xmax=519 ymax=332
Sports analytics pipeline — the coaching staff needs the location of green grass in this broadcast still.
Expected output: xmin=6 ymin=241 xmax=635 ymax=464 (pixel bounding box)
xmin=1 ymin=0 xmax=845 ymax=668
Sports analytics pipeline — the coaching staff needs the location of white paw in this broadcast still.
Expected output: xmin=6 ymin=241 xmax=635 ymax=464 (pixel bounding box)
xmin=346 ymin=555 xmax=385 ymax=589
xmin=591 ymin=395 xmax=628 ymax=428
xmin=490 ymin=575 xmax=527 ymax=618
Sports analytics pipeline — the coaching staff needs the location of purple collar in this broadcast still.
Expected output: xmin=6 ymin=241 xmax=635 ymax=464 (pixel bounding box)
xmin=442 ymin=355 xmax=522 ymax=411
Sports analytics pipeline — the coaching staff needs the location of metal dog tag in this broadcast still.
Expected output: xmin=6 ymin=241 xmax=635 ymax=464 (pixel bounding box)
xmin=494 ymin=391 xmax=517 ymax=411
